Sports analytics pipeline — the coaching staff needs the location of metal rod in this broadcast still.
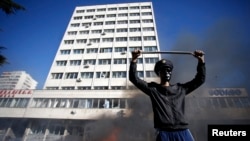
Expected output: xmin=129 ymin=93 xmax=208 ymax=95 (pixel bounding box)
xmin=140 ymin=51 xmax=194 ymax=55
xmin=121 ymin=51 xmax=205 ymax=55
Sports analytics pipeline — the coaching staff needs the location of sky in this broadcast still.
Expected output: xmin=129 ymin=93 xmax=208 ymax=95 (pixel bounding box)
xmin=0 ymin=0 xmax=250 ymax=90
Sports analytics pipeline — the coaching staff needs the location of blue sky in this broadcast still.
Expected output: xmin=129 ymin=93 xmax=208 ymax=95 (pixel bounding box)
xmin=0 ymin=0 xmax=249 ymax=90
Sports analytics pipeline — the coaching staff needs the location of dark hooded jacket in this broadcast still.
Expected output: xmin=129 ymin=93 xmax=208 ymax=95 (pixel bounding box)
xmin=129 ymin=61 xmax=206 ymax=130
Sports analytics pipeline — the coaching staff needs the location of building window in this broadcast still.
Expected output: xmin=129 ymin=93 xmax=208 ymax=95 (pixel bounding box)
xmin=46 ymin=87 xmax=59 ymax=90
xmin=114 ymin=58 xmax=127 ymax=64
xmin=102 ymin=38 xmax=114 ymax=42
xmin=60 ymin=50 xmax=71 ymax=55
xmin=129 ymin=47 xmax=142 ymax=51
xmin=143 ymin=27 xmax=154 ymax=31
xmin=76 ymin=9 xmax=84 ymax=13
xmin=97 ymin=8 xmax=106 ymax=12
xmin=79 ymin=30 xmax=89 ymax=34
xmin=129 ymin=28 xmax=141 ymax=32
xmin=99 ymin=48 xmax=112 ymax=53
xmin=112 ymin=71 xmax=126 ymax=78
xmin=130 ymin=13 xmax=140 ymax=16
xmin=104 ymin=29 xmax=114 ymax=33
xmin=107 ymin=14 xmax=116 ymax=17
xmin=141 ymin=6 xmax=151 ymax=9
xmin=73 ymin=49 xmax=84 ymax=54
xmin=82 ymin=23 xmax=91 ymax=27
xmin=64 ymin=40 xmax=74 ymax=44
xmin=67 ymin=31 xmax=77 ymax=35
xmin=78 ymin=86 xmax=91 ymax=90
xmin=118 ymin=13 xmax=128 ymax=17
xmin=108 ymin=7 xmax=117 ymax=11
xmin=142 ymin=12 xmax=152 ymax=16
xmin=70 ymin=23 xmax=80 ymax=27
xmin=144 ymin=46 xmax=157 ymax=52
xmin=86 ymin=9 xmax=95 ymax=12
xmin=56 ymin=61 xmax=67 ymax=66
xmin=144 ymin=36 xmax=156 ymax=41
xmin=98 ymin=59 xmax=111 ymax=65
xmin=83 ymin=59 xmax=96 ymax=65
xmin=94 ymin=86 xmax=109 ymax=90
xmin=137 ymin=71 xmax=144 ymax=78
xmin=145 ymin=58 xmax=159 ymax=63
xmin=76 ymin=39 xmax=87 ymax=44
xmin=96 ymin=15 xmax=105 ymax=18
xmin=114 ymin=47 xmax=127 ymax=52
xmin=130 ymin=20 xmax=140 ymax=24
xmin=91 ymin=30 xmax=102 ymax=34
xmin=62 ymin=87 xmax=75 ymax=90
xmin=81 ymin=72 xmax=94 ymax=79
xmin=130 ymin=6 xmax=140 ymax=10
xmin=111 ymin=86 xmax=126 ymax=90
xmin=116 ymin=37 xmax=127 ymax=42
xmin=51 ymin=73 xmax=63 ymax=79
xmin=105 ymin=21 xmax=116 ymax=25
xmin=128 ymin=58 xmax=143 ymax=64
xmin=142 ymin=19 xmax=153 ymax=23
xmin=129 ymin=37 xmax=142 ymax=41
xmin=65 ymin=73 xmax=78 ymax=79
xmin=117 ymin=20 xmax=128 ymax=24
xmin=93 ymin=22 xmax=103 ymax=26
xmin=146 ymin=71 xmax=157 ymax=77
xmin=96 ymin=72 xmax=110 ymax=78
xmin=84 ymin=16 xmax=93 ymax=19
xmin=0 ymin=98 xmax=29 ymax=108
xmin=70 ymin=60 xmax=81 ymax=66
xmin=116 ymin=28 xmax=128 ymax=32
xmin=119 ymin=7 xmax=128 ymax=10
xmin=86 ymin=48 xmax=98 ymax=53
xmin=89 ymin=38 xmax=100 ymax=43
xmin=73 ymin=16 xmax=82 ymax=20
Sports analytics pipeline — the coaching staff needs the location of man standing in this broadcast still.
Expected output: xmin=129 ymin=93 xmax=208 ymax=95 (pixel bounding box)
xmin=129 ymin=50 xmax=205 ymax=141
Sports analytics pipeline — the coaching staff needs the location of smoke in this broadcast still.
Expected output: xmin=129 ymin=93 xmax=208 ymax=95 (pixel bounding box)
xmin=162 ymin=19 xmax=250 ymax=94
xmin=80 ymin=19 xmax=250 ymax=141
xmin=85 ymin=94 xmax=155 ymax=141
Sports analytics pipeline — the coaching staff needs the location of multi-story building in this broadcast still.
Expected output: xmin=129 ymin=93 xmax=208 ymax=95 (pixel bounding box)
xmin=44 ymin=2 xmax=160 ymax=90
xmin=0 ymin=2 xmax=250 ymax=141
xmin=0 ymin=71 xmax=37 ymax=90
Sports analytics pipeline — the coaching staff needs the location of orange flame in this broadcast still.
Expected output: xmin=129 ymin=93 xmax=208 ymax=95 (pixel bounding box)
xmin=101 ymin=128 xmax=120 ymax=141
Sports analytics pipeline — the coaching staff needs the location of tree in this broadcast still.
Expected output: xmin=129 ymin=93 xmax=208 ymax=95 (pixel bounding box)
xmin=0 ymin=47 xmax=8 ymax=66
xmin=0 ymin=0 xmax=25 ymax=66
xmin=0 ymin=0 xmax=25 ymax=14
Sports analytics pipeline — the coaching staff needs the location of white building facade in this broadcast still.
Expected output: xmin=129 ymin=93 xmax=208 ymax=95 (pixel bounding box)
xmin=44 ymin=2 xmax=160 ymax=90
xmin=0 ymin=71 xmax=37 ymax=90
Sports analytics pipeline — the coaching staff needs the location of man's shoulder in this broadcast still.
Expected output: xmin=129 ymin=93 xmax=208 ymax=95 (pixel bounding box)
xmin=148 ymin=82 xmax=159 ymax=87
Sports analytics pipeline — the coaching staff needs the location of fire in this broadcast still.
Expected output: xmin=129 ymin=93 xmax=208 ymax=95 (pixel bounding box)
xmin=101 ymin=128 xmax=120 ymax=141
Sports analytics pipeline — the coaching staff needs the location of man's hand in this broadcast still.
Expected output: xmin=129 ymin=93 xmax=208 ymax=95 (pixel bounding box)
xmin=193 ymin=50 xmax=205 ymax=63
xmin=131 ymin=50 xmax=141 ymax=62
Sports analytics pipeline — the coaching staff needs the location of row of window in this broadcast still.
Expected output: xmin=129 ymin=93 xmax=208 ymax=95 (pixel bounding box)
xmin=67 ymin=27 xmax=154 ymax=35
xmin=73 ymin=12 xmax=152 ymax=20
xmin=0 ymin=98 xmax=29 ymax=108
xmin=47 ymin=86 xmax=134 ymax=90
xmin=56 ymin=58 xmax=158 ymax=67
xmin=71 ymin=19 xmax=153 ymax=27
xmin=0 ymin=98 xmax=128 ymax=109
xmin=51 ymin=70 xmax=156 ymax=79
xmin=64 ymin=36 xmax=156 ymax=45
xmin=1 ymin=97 xmax=250 ymax=109
xmin=60 ymin=46 xmax=157 ymax=54
xmin=30 ymin=98 xmax=127 ymax=109
xmin=76 ymin=5 xmax=151 ymax=13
